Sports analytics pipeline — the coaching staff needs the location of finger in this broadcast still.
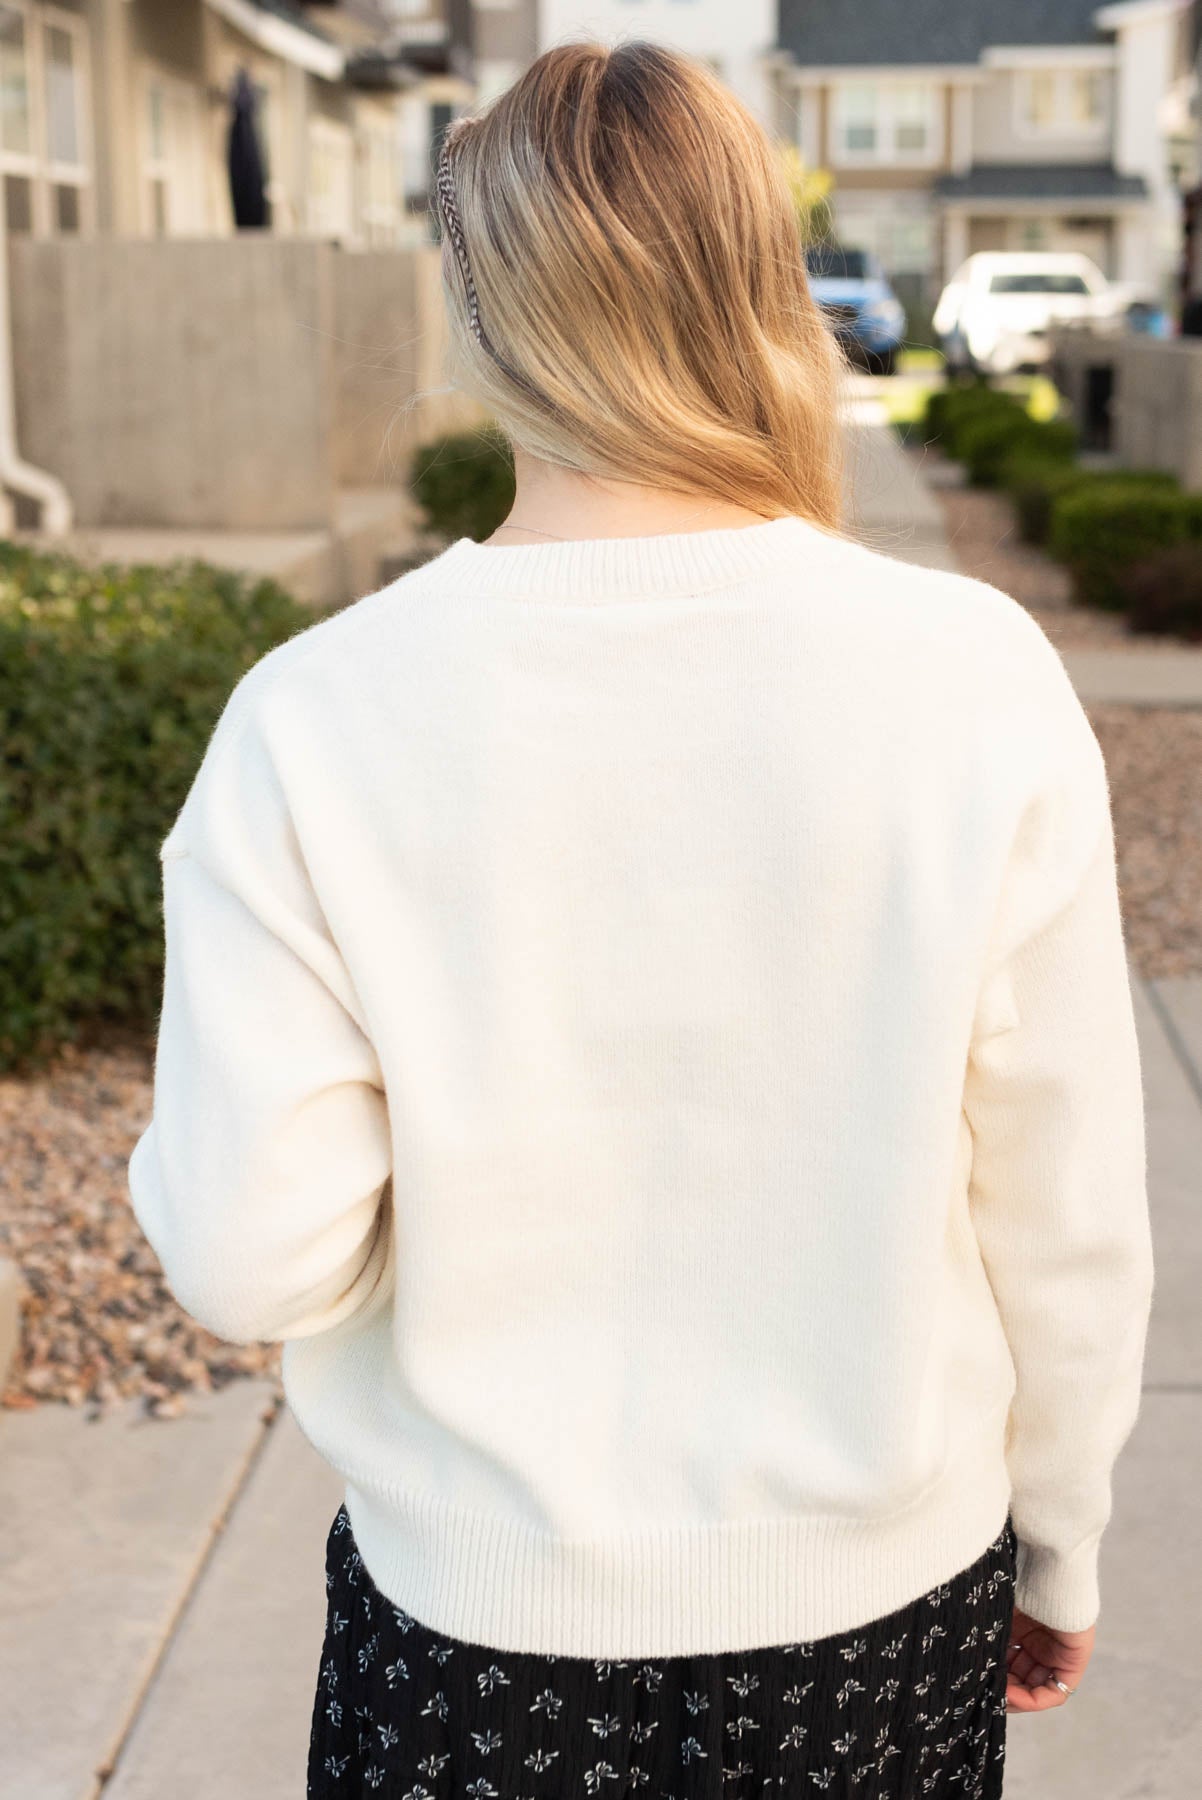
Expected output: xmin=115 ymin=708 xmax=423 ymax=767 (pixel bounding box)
xmin=1009 ymin=1649 xmax=1040 ymax=1686
xmin=1006 ymin=1677 xmax=1068 ymax=1713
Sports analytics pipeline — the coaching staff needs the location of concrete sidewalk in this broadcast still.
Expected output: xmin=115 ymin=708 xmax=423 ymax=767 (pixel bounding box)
xmin=2 ymin=407 xmax=1199 ymax=1800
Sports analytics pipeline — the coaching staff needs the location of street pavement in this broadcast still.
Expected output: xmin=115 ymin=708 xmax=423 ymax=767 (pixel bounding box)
xmin=2 ymin=398 xmax=1199 ymax=1799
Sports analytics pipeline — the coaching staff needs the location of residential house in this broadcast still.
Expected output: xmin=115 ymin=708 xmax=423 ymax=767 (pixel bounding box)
xmin=770 ymin=0 xmax=1195 ymax=311
xmin=0 ymin=1 xmax=528 ymax=584
xmin=0 ymin=0 xmax=489 ymax=246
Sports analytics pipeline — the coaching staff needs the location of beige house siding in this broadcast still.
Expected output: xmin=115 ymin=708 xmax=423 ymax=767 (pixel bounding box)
xmin=833 ymin=166 xmax=939 ymax=194
xmin=15 ymin=0 xmax=474 ymax=245
xmin=971 ymin=64 xmax=1115 ymax=165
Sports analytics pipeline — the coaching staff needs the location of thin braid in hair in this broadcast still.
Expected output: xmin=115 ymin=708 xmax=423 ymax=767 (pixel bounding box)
xmin=435 ymin=130 xmax=546 ymax=404
xmin=435 ymin=132 xmax=485 ymax=346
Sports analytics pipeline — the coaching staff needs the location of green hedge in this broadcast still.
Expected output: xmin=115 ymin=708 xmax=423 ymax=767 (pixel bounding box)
xmin=1048 ymin=484 xmax=1202 ymax=610
xmin=0 ymin=544 xmax=316 ymax=1073
xmin=1000 ymin=456 xmax=1179 ymax=546
xmin=409 ymin=423 xmax=515 ymax=544
xmin=956 ymin=414 xmax=1077 ymax=488
xmin=1118 ymin=543 xmax=1202 ymax=641
xmin=922 ymin=382 xmax=1026 ymax=457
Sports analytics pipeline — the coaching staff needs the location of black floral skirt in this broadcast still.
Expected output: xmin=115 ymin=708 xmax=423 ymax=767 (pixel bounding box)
xmin=307 ymin=1504 xmax=1017 ymax=1800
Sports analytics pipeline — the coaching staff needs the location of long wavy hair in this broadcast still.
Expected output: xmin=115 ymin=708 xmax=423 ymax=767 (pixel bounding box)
xmin=431 ymin=38 xmax=847 ymax=531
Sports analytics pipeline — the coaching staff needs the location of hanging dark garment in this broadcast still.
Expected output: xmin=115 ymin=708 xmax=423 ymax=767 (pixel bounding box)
xmin=228 ymin=66 xmax=270 ymax=230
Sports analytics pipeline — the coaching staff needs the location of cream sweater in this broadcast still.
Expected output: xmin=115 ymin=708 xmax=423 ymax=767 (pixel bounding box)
xmin=127 ymin=514 xmax=1155 ymax=1658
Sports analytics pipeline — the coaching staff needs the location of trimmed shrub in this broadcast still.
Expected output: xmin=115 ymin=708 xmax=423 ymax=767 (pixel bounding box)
xmin=1117 ymin=542 xmax=1202 ymax=641
xmin=1048 ymin=484 xmax=1202 ymax=610
xmin=1000 ymin=458 xmax=1178 ymax=546
xmin=922 ymin=381 xmax=1025 ymax=456
xmin=0 ymin=543 xmax=316 ymax=1073
xmin=409 ymin=423 xmax=515 ymax=543
xmin=957 ymin=414 xmax=1077 ymax=488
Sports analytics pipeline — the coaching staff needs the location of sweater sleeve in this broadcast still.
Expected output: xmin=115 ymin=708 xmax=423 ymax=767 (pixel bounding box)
xmin=126 ymin=687 xmax=394 ymax=1346
xmin=962 ymin=646 xmax=1155 ymax=1633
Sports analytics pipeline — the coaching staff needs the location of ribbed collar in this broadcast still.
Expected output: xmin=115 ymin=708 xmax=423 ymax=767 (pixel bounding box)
xmin=413 ymin=514 xmax=819 ymax=604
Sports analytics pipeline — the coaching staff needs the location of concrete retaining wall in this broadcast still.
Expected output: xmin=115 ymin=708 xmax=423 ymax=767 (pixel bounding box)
xmin=1051 ymin=328 xmax=1202 ymax=491
xmin=9 ymin=238 xmax=485 ymax=532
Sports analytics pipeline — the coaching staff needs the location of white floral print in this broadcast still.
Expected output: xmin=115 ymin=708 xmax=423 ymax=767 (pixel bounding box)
xmin=309 ymin=1505 xmax=1016 ymax=1800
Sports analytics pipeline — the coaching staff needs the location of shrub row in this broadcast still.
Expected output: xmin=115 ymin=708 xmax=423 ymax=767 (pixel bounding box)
xmin=923 ymin=379 xmax=1202 ymax=632
xmin=921 ymin=380 xmax=1078 ymax=486
xmin=0 ymin=544 xmax=316 ymax=1074
xmin=1048 ymin=483 xmax=1202 ymax=611
xmin=998 ymin=457 xmax=1178 ymax=547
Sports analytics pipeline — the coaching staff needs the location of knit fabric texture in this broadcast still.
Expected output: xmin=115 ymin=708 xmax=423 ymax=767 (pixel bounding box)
xmin=127 ymin=513 xmax=1155 ymax=1658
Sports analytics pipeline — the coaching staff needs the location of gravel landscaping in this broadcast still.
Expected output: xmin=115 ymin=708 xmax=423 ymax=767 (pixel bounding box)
xmin=0 ymin=1031 xmax=283 ymax=1419
xmin=3 ymin=466 xmax=1200 ymax=1418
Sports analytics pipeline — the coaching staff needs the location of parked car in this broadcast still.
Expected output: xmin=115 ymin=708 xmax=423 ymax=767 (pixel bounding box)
xmin=804 ymin=244 xmax=908 ymax=376
xmin=933 ymin=252 xmax=1133 ymax=376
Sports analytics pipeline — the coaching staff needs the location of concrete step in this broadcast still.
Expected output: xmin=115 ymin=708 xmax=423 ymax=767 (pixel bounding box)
xmin=14 ymin=486 xmax=426 ymax=612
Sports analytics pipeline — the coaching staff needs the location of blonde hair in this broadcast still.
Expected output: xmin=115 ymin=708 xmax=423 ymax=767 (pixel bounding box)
xmin=432 ymin=39 xmax=846 ymax=531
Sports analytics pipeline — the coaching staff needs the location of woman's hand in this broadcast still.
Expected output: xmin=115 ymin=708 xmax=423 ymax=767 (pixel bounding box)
xmin=1005 ymin=1609 xmax=1095 ymax=1712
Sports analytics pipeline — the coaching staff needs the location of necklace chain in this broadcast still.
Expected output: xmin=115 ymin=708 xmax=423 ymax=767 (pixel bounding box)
xmin=492 ymin=498 xmax=727 ymax=542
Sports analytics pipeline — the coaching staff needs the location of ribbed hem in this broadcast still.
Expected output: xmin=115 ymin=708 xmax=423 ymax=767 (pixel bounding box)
xmin=341 ymin=1414 xmax=1015 ymax=1659
xmin=1012 ymin=1534 xmax=1103 ymax=1633
xmin=407 ymin=514 xmax=825 ymax=605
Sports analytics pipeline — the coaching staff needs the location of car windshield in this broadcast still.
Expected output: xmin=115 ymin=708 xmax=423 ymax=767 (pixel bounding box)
xmin=806 ymin=247 xmax=869 ymax=280
xmin=988 ymin=273 xmax=1091 ymax=295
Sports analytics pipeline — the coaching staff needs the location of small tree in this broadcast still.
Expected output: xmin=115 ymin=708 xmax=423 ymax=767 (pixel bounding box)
xmin=778 ymin=143 xmax=835 ymax=247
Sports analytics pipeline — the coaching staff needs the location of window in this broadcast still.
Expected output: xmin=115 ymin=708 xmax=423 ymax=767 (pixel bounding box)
xmin=307 ymin=117 xmax=355 ymax=239
xmin=832 ymin=80 xmax=939 ymax=164
xmin=1016 ymin=67 xmax=1108 ymax=136
xmin=0 ymin=3 xmax=92 ymax=235
xmin=142 ymin=69 xmax=205 ymax=236
xmin=358 ymin=118 xmax=401 ymax=245
xmin=0 ymin=5 xmax=30 ymax=157
xmin=892 ymin=83 xmax=930 ymax=154
xmin=839 ymin=84 xmax=877 ymax=155
xmin=988 ymin=271 xmax=1090 ymax=294
xmin=827 ymin=193 xmax=934 ymax=277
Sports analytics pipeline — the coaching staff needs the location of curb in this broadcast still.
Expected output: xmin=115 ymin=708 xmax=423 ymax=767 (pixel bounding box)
xmin=0 ymin=1256 xmax=25 ymax=1395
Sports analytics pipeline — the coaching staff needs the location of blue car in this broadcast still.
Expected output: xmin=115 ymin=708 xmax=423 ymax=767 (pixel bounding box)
xmin=804 ymin=244 xmax=907 ymax=376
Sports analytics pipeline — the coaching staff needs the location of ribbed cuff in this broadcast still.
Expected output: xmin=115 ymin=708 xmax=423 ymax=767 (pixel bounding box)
xmin=1013 ymin=1533 xmax=1103 ymax=1632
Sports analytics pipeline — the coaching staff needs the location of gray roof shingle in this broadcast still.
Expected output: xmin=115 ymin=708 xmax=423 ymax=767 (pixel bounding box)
xmin=776 ymin=0 xmax=1110 ymax=65
xmin=933 ymin=162 xmax=1149 ymax=200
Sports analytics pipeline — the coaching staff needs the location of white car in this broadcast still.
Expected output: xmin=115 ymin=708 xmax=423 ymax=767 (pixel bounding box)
xmin=933 ymin=252 xmax=1134 ymax=376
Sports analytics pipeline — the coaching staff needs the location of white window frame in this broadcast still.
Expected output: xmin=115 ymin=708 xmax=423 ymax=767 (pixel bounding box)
xmin=831 ymin=78 xmax=943 ymax=167
xmin=1012 ymin=65 xmax=1110 ymax=140
xmin=0 ymin=0 xmax=94 ymax=236
xmin=307 ymin=115 xmax=355 ymax=240
xmin=138 ymin=62 xmax=207 ymax=237
xmin=356 ymin=114 xmax=401 ymax=245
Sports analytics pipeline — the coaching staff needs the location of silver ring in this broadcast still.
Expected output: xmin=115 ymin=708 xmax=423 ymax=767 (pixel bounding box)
xmin=1050 ymin=1678 xmax=1076 ymax=1697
